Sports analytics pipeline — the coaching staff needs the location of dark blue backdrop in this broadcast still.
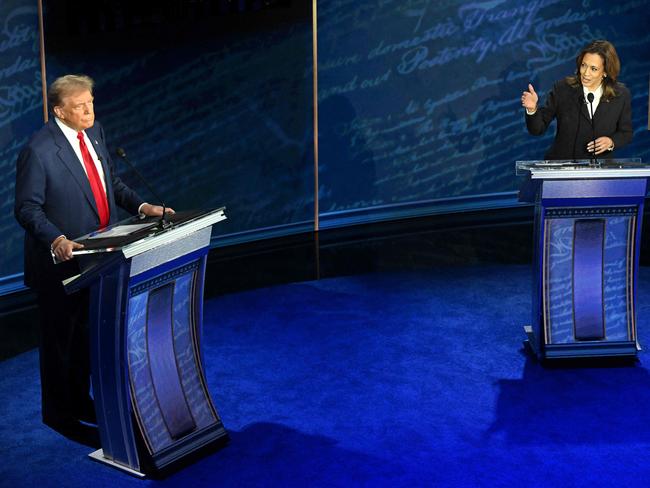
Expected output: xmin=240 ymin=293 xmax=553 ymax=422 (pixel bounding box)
xmin=317 ymin=0 xmax=650 ymax=221
xmin=0 ymin=2 xmax=42 ymax=287
xmin=2 ymin=0 xmax=650 ymax=290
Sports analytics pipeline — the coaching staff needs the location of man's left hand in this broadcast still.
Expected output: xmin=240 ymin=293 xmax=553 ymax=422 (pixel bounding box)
xmin=141 ymin=203 xmax=175 ymax=217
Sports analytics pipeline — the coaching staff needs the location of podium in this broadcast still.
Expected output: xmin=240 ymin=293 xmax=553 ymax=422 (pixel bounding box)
xmin=63 ymin=208 xmax=228 ymax=476
xmin=517 ymin=159 xmax=650 ymax=359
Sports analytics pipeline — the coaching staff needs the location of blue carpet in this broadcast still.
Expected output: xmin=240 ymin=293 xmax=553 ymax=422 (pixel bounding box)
xmin=2 ymin=265 xmax=650 ymax=487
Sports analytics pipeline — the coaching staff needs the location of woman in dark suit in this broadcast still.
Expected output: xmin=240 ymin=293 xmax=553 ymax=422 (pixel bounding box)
xmin=521 ymin=40 xmax=633 ymax=160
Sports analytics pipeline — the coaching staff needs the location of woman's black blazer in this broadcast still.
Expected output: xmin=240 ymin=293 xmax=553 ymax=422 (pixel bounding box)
xmin=525 ymin=79 xmax=633 ymax=160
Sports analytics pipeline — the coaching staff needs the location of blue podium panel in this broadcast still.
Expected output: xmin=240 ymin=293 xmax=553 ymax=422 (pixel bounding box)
xmin=87 ymin=258 xmax=141 ymax=471
xmin=517 ymin=161 xmax=648 ymax=359
xmin=543 ymin=211 xmax=636 ymax=351
xmin=127 ymin=256 xmax=222 ymax=464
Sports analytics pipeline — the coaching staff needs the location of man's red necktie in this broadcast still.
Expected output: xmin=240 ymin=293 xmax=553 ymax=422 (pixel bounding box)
xmin=77 ymin=131 xmax=110 ymax=228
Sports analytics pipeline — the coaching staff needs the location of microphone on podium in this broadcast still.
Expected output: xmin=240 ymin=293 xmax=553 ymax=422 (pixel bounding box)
xmin=586 ymin=93 xmax=598 ymax=166
xmin=114 ymin=148 xmax=171 ymax=229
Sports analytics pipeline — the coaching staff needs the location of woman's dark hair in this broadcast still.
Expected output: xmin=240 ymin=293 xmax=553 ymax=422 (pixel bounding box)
xmin=566 ymin=40 xmax=621 ymax=100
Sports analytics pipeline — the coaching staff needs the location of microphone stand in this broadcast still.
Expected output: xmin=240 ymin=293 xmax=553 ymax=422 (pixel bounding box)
xmin=586 ymin=93 xmax=599 ymax=167
xmin=114 ymin=148 xmax=172 ymax=230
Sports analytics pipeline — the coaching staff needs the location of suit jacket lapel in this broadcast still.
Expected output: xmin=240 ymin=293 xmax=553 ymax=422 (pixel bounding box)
xmin=593 ymin=96 xmax=614 ymax=127
xmin=86 ymin=125 xmax=115 ymax=212
xmin=48 ymin=120 xmax=100 ymax=219
xmin=86 ymin=127 xmax=110 ymax=181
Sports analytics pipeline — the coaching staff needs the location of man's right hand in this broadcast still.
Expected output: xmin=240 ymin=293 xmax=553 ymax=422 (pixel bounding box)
xmin=521 ymin=83 xmax=538 ymax=112
xmin=51 ymin=236 xmax=84 ymax=262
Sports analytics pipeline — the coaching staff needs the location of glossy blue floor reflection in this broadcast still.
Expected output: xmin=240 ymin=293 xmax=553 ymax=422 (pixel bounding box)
xmin=2 ymin=265 xmax=650 ymax=486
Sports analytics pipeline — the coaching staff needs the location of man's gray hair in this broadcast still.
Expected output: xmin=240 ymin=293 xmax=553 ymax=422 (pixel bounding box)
xmin=47 ymin=74 xmax=95 ymax=109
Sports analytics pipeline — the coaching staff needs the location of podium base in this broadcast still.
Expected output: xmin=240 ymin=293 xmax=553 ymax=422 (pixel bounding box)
xmin=88 ymin=449 xmax=146 ymax=478
xmin=523 ymin=325 xmax=639 ymax=359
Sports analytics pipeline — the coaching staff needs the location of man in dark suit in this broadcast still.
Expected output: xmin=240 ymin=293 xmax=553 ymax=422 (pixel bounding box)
xmin=521 ymin=40 xmax=633 ymax=160
xmin=14 ymin=74 xmax=168 ymax=445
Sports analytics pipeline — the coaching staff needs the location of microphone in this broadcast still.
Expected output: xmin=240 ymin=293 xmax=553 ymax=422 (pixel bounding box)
xmin=586 ymin=92 xmax=598 ymax=166
xmin=114 ymin=148 xmax=171 ymax=229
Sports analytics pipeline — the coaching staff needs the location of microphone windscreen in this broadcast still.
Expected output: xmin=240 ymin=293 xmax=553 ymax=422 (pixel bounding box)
xmin=587 ymin=92 xmax=595 ymax=103
xmin=116 ymin=147 xmax=126 ymax=158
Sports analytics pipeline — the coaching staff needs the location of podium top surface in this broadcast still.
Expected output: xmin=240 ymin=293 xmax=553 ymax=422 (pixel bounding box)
xmin=516 ymin=158 xmax=648 ymax=179
xmin=70 ymin=207 xmax=226 ymax=260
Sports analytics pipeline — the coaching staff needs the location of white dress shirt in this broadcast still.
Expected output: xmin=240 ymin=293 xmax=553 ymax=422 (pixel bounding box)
xmin=55 ymin=117 xmax=107 ymax=192
xmin=583 ymin=83 xmax=604 ymax=118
